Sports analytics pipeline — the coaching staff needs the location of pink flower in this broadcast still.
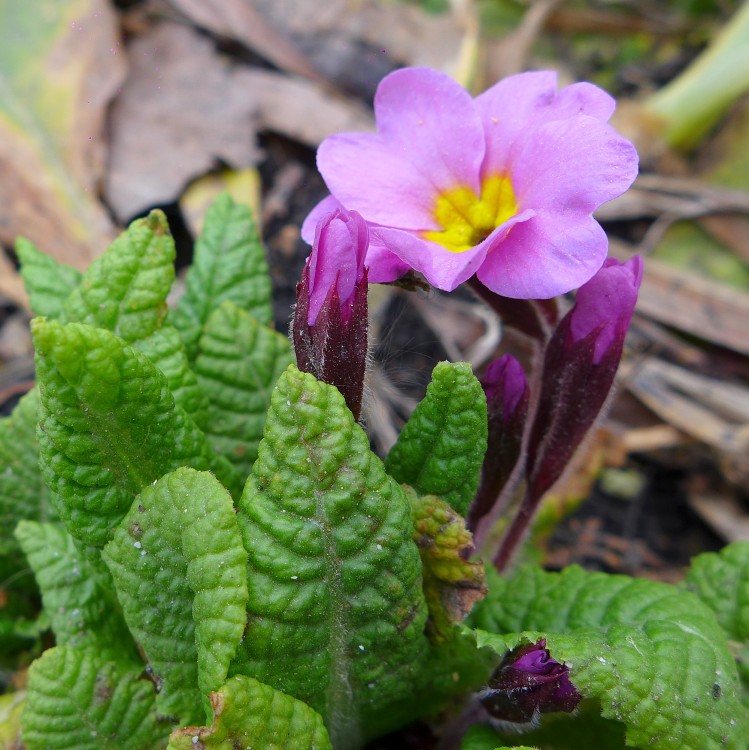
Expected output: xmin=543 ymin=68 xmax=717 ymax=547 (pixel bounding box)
xmin=302 ymin=67 xmax=638 ymax=298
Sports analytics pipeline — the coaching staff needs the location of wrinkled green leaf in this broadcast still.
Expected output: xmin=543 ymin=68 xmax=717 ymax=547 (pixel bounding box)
xmin=0 ymin=389 xmax=55 ymax=564
xmin=406 ymin=486 xmax=486 ymax=642
xmin=134 ymin=324 xmax=209 ymax=427
xmin=386 ymin=362 xmax=487 ymax=516
xmin=15 ymin=521 xmax=135 ymax=662
xmin=61 ymin=210 xmax=175 ymax=343
xmin=194 ymin=300 xmax=294 ymax=479
xmin=462 ymin=704 xmax=628 ymax=750
xmin=16 ymin=237 xmax=82 ymax=318
xmin=22 ymin=646 xmax=168 ymax=750
xmin=32 ymin=319 xmax=237 ymax=546
xmin=103 ymin=468 xmax=248 ymax=724
xmin=173 ymin=193 xmax=272 ymax=360
xmin=231 ymin=365 xmax=429 ymax=747
xmin=685 ymin=541 xmax=749 ymax=692
xmin=470 ymin=565 xmax=748 ymax=750
xmin=167 ymin=675 xmax=332 ymax=750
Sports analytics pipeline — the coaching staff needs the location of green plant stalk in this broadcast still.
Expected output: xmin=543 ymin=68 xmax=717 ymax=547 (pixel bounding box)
xmin=644 ymin=0 xmax=749 ymax=151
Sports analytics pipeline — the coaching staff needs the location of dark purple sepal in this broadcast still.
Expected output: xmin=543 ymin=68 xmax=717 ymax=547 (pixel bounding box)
xmin=292 ymin=265 xmax=368 ymax=421
xmin=468 ymin=355 xmax=529 ymax=531
xmin=480 ymin=640 xmax=582 ymax=724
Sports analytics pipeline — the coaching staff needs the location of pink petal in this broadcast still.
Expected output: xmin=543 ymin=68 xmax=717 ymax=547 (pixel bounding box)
xmin=548 ymin=82 xmax=616 ymax=122
xmin=510 ymin=115 xmax=639 ymax=215
xmin=301 ymin=195 xmax=342 ymax=244
xmin=373 ymin=228 xmax=487 ymax=292
xmin=476 ymin=72 xmax=617 ymax=179
xmin=317 ymin=67 xmax=485 ymax=230
xmin=366 ymin=228 xmax=411 ymax=282
xmin=476 ymin=211 xmax=608 ymax=299
xmin=376 ymin=210 xmax=533 ymax=292
xmin=475 ymin=71 xmax=558 ymax=179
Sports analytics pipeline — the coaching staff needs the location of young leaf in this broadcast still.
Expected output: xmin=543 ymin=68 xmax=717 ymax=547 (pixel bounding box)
xmin=173 ymin=193 xmax=273 ymax=360
xmin=102 ymin=468 xmax=248 ymax=724
xmin=470 ymin=565 xmax=748 ymax=750
xmin=22 ymin=646 xmax=169 ymax=750
xmin=462 ymin=727 xmax=538 ymax=750
xmin=685 ymin=541 xmax=749 ymax=690
xmin=193 ymin=301 xmax=294 ymax=478
xmin=61 ymin=210 xmax=175 ymax=343
xmin=32 ymin=319 xmax=238 ymax=546
xmin=14 ymin=521 xmax=136 ymax=662
xmin=231 ymin=365 xmax=429 ymax=747
xmin=16 ymin=238 xmax=82 ymax=318
xmin=406 ymin=486 xmax=487 ymax=642
xmin=385 ymin=362 xmax=487 ymax=516
xmin=134 ymin=324 xmax=209 ymax=426
xmin=167 ymin=675 xmax=332 ymax=750
xmin=0 ymin=390 xmax=55 ymax=565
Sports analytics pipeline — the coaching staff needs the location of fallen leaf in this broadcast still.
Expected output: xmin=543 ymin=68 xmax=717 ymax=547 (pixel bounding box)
xmin=166 ymin=0 xmax=329 ymax=85
xmin=104 ymin=22 xmax=261 ymax=221
xmin=0 ymin=0 xmax=124 ymax=266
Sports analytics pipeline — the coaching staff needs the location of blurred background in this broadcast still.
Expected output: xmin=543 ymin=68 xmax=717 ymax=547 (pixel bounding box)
xmin=2 ymin=0 xmax=749 ymax=580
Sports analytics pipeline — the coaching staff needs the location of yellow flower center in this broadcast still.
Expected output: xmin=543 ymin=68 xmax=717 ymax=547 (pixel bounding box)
xmin=423 ymin=174 xmax=518 ymax=253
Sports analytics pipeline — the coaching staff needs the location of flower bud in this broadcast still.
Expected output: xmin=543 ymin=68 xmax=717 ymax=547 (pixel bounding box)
xmin=525 ymin=256 xmax=643 ymax=504
xmin=480 ymin=640 xmax=581 ymax=724
xmin=292 ymin=209 xmax=369 ymax=420
xmin=468 ymin=355 xmax=529 ymax=530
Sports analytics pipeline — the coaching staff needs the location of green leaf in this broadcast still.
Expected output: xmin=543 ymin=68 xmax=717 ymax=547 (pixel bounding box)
xmin=685 ymin=541 xmax=749 ymax=691
xmin=16 ymin=237 xmax=82 ymax=318
xmin=134 ymin=324 xmax=209 ymax=426
xmin=167 ymin=675 xmax=332 ymax=750
xmin=22 ymin=646 xmax=169 ymax=750
xmin=15 ymin=521 xmax=136 ymax=662
xmin=462 ymin=727 xmax=538 ymax=750
xmin=32 ymin=318 xmax=238 ymax=546
xmin=462 ymin=704 xmax=628 ymax=750
xmin=0 ymin=389 xmax=55 ymax=564
xmin=406 ymin=487 xmax=486 ymax=642
xmin=231 ymin=365 xmax=429 ymax=747
xmin=194 ymin=301 xmax=294 ymax=478
xmin=102 ymin=468 xmax=248 ymax=724
xmin=470 ymin=565 xmax=748 ymax=750
xmin=61 ymin=210 xmax=175 ymax=343
xmin=173 ymin=193 xmax=272 ymax=360
xmin=385 ymin=362 xmax=487 ymax=516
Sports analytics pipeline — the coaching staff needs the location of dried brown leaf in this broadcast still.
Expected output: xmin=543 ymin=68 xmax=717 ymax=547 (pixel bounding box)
xmin=0 ymin=0 xmax=124 ymax=268
xmin=105 ymin=22 xmax=261 ymax=221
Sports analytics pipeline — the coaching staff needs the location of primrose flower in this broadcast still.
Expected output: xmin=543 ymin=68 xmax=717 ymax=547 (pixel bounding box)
xmin=303 ymin=67 xmax=638 ymax=298
xmin=293 ymin=208 xmax=369 ymax=420
xmin=480 ymin=640 xmax=582 ymax=724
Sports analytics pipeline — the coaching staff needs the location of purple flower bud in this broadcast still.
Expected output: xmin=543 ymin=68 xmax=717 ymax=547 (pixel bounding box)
xmin=480 ymin=640 xmax=582 ymax=724
xmin=468 ymin=355 xmax=529 ymax=532
xmin=494 ymin=256 xmax=642 ymax=570
xmin=525 ymin=256 xmax=643 ymax=504
xmin=307 ymin=209 xmax=368 ymax=326
xmin=569 ymin=257 xmax=643 ymax=364
xmin=292 ymin=209 xmax=369 ymax=420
